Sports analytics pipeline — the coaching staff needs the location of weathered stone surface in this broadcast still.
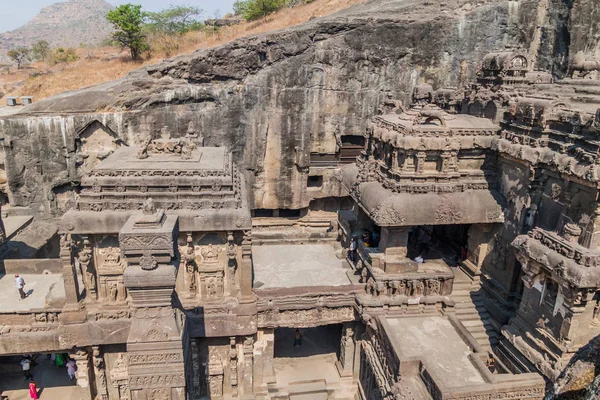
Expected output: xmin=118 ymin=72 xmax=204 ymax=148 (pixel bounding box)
xmin=3 ymin=0 xmax=600 ymax=216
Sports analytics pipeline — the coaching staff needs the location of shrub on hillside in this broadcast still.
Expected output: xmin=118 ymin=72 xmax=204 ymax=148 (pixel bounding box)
xmin=50 ymin=48 xmax=79 ymax=65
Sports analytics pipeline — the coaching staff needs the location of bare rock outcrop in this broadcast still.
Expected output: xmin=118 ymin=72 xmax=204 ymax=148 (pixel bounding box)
xmin=546 ymin=334 xmax=600 ymax=399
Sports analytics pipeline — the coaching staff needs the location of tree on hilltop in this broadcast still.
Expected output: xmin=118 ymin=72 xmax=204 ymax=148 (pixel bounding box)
xmin=233 ymin=0 xmax=286 ymax=21
xmin=7 ymin=47 xmax=31 ymax=69
xmin=145 ymin=5 xmax=204 ymax=35
xmin=106 ymin=4 xmax=148 ymax=61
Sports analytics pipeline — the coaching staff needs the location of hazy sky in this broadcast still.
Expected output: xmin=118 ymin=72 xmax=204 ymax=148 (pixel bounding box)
xmin=0 ymin=0 xmax=235 ymax=33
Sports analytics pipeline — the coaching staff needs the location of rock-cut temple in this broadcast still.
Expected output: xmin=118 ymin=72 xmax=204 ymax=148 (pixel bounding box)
xmin=0 ymin=49 xmax=600 ymax=400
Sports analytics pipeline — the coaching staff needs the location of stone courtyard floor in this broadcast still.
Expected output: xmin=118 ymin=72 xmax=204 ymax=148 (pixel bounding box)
xmin=0 ymin=356 xmax=83 ymax=400
xmin=252 ymin=244 xmax=351 ymax=289
xmin=0 ymin=274 xmax=64 ymax=312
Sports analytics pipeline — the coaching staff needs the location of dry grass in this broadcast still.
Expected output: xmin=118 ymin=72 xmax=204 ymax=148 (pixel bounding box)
xmin=0 ymin=0 xmax=364 ymax=102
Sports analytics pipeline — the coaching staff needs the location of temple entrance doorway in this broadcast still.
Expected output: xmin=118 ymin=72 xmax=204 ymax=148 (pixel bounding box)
xmin=0 ymin=353 xmax=81 ymax=400
xmin=407 ymin=224 xmax=470 ymax=266
xmin=273 ymin=324 xmax=355 ymax=398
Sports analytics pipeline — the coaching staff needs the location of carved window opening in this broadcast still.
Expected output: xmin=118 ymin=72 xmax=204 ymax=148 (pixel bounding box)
xmin=278 ymin=208 xmax=302 ymax=218
xmin=252 ymin=209 xmax=274 ymax=218
xmin=307 ymin=175 xmax=323 ymax=188
xmin=543 ymin=280 xmax=559 ymax=309
xmin=340 ymin=135 xmax=366 ymax=165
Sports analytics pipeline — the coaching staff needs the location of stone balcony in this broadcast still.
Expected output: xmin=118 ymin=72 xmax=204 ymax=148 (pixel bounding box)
xmin=512 ymin=227 xmax=600 ymax=289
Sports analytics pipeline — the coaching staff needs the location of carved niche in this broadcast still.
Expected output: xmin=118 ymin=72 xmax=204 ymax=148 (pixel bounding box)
xmin=76 ymin=121 xmax=123 ymax=175
xmin=96 ymin=246 xmax=127 ymax=304
xmin=195 ymin=243 xmax=225 ymax=300
xmin=207 ymin=351 xmax=224 ymax=399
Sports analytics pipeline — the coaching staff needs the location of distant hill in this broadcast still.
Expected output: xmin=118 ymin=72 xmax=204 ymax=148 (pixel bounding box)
xmin=0 ymin=0 xmax=114 ymax=54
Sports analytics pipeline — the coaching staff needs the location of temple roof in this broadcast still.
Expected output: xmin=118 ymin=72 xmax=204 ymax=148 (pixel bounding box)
xmin=513 ymin=229 xmax=600 ymax=289
xmin=342 ymin=164 xmax=505 ymax=226
xmin=61 ymin=144 xmax=251 ymax=234
xmin=373 ymin=104 xmax=498 ymax=139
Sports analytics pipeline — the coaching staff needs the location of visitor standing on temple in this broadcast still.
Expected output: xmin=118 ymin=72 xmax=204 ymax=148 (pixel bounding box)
xmin=348 ymin=237 xmax=357 ymax=263
xmin=15 ymin=274 xmax=26 ymax=299
xmin=28 ymin=380 xmax=39 ymax=400
xmin=293 ymin=329 xmax=303 ymax=347
xmin=66 ymin=358 xmax=77 ymax=380
xmin=21 ymin=357 xmax=32 ymax=379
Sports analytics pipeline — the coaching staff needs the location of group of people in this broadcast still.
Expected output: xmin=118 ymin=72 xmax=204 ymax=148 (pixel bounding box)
xmin=347 ymin=230 xmax=381 ymax=263
xmin=19 ymin=353 xmax=77 ymax=399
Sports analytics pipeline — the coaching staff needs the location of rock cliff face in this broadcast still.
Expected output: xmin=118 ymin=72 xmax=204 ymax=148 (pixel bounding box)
xmin=2 ymin=0 xmax=600 ymax=217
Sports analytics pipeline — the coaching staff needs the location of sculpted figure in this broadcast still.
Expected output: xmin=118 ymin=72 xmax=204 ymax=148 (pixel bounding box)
xmin=137 ymin=138 xmax=150 ymax=159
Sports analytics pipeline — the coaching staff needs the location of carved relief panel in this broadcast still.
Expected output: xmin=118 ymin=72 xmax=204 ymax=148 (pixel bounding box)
xmin=95 ymin=245 xmax=127 ymax=304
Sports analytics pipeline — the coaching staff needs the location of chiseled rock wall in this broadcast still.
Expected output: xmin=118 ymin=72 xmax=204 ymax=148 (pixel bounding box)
xmin=2 ymin=0 xmax=600 ymax=216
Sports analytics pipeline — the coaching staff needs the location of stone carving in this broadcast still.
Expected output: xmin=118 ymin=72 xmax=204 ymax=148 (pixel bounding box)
xmin=111 ymin=353 xmax=128 ymax=380
xmin=229 ymin=337 xmax=238 ymax=395
xmin=434 ymin=199 xmax=464 ymax=224
xmin=201 ymin=244 xmax=222 ymax=263
xmin=129 ymin=353 xmax=183 ymax=365
xmin=140 ymin=252 xmax=159 ymax=270
xmin=137 ymin=129 xmax=198 ymax=160
xmin=93 ymin=349 xmax=109 ymax=400
xmin=207 ymin=351 xmax=224 ymax=398
xmin=129 ymin=374 xmax=185 ymax=389
xmin=147 ymin=388 xmax=169 ymax=400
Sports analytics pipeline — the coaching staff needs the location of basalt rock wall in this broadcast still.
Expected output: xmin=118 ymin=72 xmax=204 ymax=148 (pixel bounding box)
xmin=2 ymin=0 xmax=600 ymax=216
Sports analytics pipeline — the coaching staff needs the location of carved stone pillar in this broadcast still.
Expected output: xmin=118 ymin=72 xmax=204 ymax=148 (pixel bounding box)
xmin=120 ymin=200 xmax=186 ymax=400
xmin=72 ymin=349 xmax=94 ymax=400
xmin=229 ymin=337 xmax=238 ymax=397
xmin=262 ymin=329 xmax=275 ymax=383
xmin=110 ymin=353 xmax=129 ymax=400
xmin=78 ymin=235 xmax=97 ymax=301
xmin=92 ymin=346 xmax=109 ymax=400
xmin=242 ymin=336 xmax=254 ymax=396
xmin=416 ymin=151 xmax=426 ymax=174
xmin=336 ymin=322 xmax=356 ymax=377
xmin=60 ymin=233 xmax=81 ymax=309
xmin=240 ymin=230 xmax=253 ymax=301
xmin=227 ymin=232 xmax=237 ymax=291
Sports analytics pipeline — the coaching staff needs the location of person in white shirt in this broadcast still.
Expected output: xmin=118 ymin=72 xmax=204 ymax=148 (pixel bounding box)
xmin=20 ymin=357 xmax=32 ymax=379
xmin=66 ymin=359 xmax=77 ymax=380
xmin=15 ymin=274 xmax=26 ymax=299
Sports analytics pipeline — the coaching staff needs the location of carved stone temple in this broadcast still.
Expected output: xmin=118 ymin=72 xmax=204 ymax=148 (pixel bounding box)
xmin=3 ymin=38 xmax=600 ymax=400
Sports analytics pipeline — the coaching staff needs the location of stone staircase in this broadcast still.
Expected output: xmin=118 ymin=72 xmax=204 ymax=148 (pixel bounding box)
xmin=452 ymin=269 xmax=500 ymax=353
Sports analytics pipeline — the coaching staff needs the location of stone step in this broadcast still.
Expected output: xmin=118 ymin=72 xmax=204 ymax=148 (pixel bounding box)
xmin=455 ymin=311 xmax=491 ymax=321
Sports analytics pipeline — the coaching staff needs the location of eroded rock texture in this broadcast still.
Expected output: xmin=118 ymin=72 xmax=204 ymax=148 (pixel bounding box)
xmin=1 ymin=0 xmax=600 ymax=216
xmin=547 ymin=334 xmax=600 ymax=399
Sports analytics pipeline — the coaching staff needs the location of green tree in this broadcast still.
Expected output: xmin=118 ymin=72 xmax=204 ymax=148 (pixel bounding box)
xmin=31 ymin=40 xmax=51 ymax=62
xmin=233 ymin=0 xmax=285 ymax=21
xmin=145 ymin=5 xmax=204 ymax=35
xmin=106 ymin=4 xmax=148 ymax=61
xmin=7 ymin=47 xmax=30 ymax=69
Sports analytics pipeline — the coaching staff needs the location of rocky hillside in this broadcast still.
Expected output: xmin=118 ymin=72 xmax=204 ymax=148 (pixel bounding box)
xmin=0 ymin=0 xmax=114 ymax=52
